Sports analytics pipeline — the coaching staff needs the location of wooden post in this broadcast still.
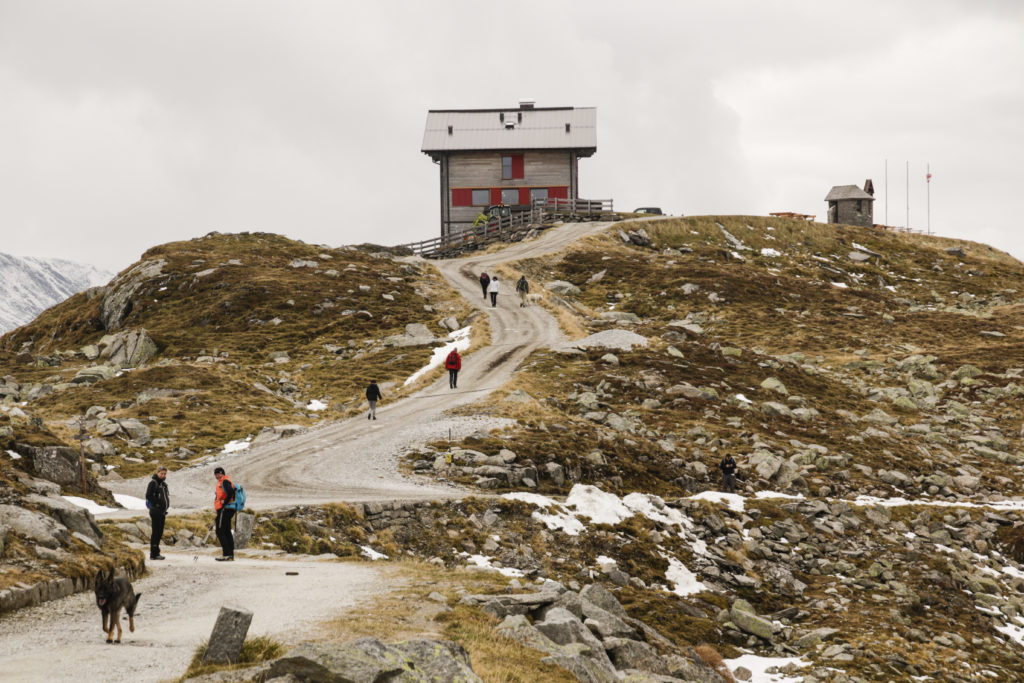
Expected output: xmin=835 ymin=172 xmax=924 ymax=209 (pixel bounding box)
xmin=78 ymin=420 xmax=88 ymax=494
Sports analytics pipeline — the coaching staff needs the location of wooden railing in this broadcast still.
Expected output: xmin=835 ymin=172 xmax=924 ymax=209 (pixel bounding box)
xmin=397 ymin=198 xmax=615 ymax=258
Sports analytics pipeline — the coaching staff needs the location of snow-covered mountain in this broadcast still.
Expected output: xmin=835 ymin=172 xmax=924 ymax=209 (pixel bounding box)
xmin=0 ymin=252 xmax=112 ymax=333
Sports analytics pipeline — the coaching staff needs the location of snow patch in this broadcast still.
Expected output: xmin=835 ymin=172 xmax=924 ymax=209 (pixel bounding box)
xmin=688 ymin=490 xmax=745 ymax=512
xmin=566 ymin=484 xmax=634 ymax=525
xmin=664 ymin=554 xmax=707 ymax=596
xmin=465 ymin=554 xmax=525 ymax=577
xmin=305 ymin=399 xmax=328 ymax=411
xmin=114 ymin=493 xmax=148 ymax=510
xmin=5 ymin=449 xmax=21 ymax=460
xmin=62 ymin=496 xmax=117 ymax=515
xmin=830 ymin=281 xmax=848 ymax=288
xmin=361 ymin=545 xmax=388 ymax=561
xmin=222 ymin=436 xmax=252 ymax=454
xmin=724 ymin=654 xmax=809 ymax=682
xmin=760 ymin=248 xmax=781 ymax=257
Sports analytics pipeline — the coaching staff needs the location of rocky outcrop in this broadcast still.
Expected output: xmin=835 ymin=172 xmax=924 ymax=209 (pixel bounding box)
xmin=99 ymin=258 xmax=166 ymax=331
xmin=97 ymin=328 xmax=158 ymax=368
xmin=463 ymin=580 xmax=726 ymax=682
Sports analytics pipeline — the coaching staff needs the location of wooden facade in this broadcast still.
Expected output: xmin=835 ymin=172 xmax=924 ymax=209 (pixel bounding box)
xmin=422 ymin=104 xmax=597 ymax=238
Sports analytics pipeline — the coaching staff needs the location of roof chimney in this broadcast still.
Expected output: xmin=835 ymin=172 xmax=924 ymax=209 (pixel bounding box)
xmin=864 ymin=179 xmax=875 ymax=196
xmin=519 ymin=99 xmax=535 ymax=109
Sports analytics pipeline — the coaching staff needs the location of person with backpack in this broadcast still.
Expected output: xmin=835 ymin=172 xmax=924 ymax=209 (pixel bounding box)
xmin=487 ymin=276 xmax=500 ymax=307
xmin=145 ymin=465 xmax=169 ymax=560
xmin=719 ymin=454 xmax=738 ymax=493
xmin=213 ymin=466 xmax=237 ymax=561
xmin=515 ymin=275 xmax=530 ymax=307
xmin=479 ymin=272 xmax=490 ymax=299
xmin=365 ymin=380 xmax=383 ymax=420
xmin=445 ymin=349 xmax=462 ymax=389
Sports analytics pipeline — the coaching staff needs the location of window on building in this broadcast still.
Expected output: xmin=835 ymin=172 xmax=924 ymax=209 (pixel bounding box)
xmin=502 ymin=154 xmax=524 ymax=180
xmin=530 ymin=188 xmax=548 ymax=203
xmin=472 ymin=189 xmax=489 ymax=206
xmin=501 ymin=188 xmax=519 ymax=205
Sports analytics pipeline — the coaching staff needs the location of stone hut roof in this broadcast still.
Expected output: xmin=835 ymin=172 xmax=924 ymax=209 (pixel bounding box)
xmin=825 ymin=185 xmax=875 ymax=201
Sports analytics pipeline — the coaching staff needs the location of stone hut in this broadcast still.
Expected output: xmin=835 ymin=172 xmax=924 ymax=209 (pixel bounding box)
xmin=825 ymin=180 xmax=875 ymax=227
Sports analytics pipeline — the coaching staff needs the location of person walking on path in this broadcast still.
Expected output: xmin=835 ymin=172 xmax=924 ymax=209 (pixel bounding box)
xmin=479 ymin=272 xmax=490 ymax=299
xmin=365 ymin=380 xmax=383 ymax=420
xmin=445 ymin=349 xmax=462 ymax=389
xmin=719 ymin=454 xmax=738 ymax=493
xmin=145 ymin=465 xmax=169 ymax=560
xmin=515 ymin=275 xmax=530 ymax=307
xmin=213 ymin=467 xmax=237 ymax=561
xmin=488 ymin=276 xmax=500 ymax=307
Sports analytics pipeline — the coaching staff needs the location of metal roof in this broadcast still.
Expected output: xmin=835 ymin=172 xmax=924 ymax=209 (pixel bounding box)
xmin=422 ymin=107 xmax=597 ymax=155
xmin=824 ymin=185 xmax=875 ymax=201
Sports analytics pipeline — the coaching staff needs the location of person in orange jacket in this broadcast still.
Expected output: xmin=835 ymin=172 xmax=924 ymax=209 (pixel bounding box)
xmin=445 ymin=349 xmax=462 ymax=389
xmin=213 ymin=467 xmax=236 ymax=561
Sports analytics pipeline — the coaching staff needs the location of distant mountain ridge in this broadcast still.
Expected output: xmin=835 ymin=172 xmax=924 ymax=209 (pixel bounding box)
xmin=0 ymin=252 xmax=112 ymax=333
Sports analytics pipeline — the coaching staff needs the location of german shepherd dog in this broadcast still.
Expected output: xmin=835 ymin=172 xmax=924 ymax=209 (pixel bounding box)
xmin=94 ymin=568 xmax=141 ymax=643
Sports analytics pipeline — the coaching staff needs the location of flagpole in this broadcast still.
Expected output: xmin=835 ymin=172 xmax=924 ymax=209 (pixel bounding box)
xmin=884 ymin=158 xmax=888 ymax=226
xmin=926 ymin=163 xmax=931 ymax=235
xmin=905 ymin=161 xmax=909 ymax=231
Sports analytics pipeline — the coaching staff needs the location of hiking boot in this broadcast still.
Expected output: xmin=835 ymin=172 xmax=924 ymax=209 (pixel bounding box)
xmin=150 ymin=555 xmax=166 ymax=561
xmin=368 ymin=414 xmax=371 ymax=420
xmin=215 ymin=556 xmax=234 ymax=562
xmin=372 ymin=416 xmax=377 ymax=420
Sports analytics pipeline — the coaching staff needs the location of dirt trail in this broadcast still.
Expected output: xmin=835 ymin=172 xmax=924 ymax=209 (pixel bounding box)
xmin=0 ymin=221 xmax=613 ymax=682
xmin=103 ymin=221 xmax=613 ymax=514
xmin=0 ymin=551 xmax=384 ymax=683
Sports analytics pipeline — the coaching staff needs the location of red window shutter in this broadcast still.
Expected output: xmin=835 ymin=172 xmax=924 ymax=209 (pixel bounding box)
xmin=490 ymin=188 xmax=503 ymax=204
xmin=519 ymin=188 xmax=531 ymax=205
xmin=451 ymin=188 xmax=473 ymax=206
xmin=549 ymin=186 xmax=568 ymax=199
xmin=511 ymin=154 xmax=524 ymax=179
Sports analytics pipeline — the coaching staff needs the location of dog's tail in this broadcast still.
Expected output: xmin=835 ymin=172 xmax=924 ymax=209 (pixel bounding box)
xmin=128 ymin=592 xmax=141 ymax=617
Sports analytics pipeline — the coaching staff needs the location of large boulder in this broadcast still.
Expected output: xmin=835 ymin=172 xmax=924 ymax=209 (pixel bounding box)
xmin=24 ymin=494 xmax=103 ymax=544
xmin=98 ymin=328 xmax=158 ymax=368
xmin=266 ymin=638 xmax=483 ymax=682
xmin=0 ymin=505 xmax=69 ymax=548
xmin=546 ymin=280 xmax=582 ymax=296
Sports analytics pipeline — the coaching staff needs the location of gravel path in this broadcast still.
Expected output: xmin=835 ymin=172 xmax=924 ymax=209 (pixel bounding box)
xmin=2 ymin=221 xmax=614 ymax=682
xmin=0 ymin=551 xmax=383 ymax=683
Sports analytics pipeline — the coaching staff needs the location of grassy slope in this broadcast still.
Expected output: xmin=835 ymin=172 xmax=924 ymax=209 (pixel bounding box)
xmin=0 ymin=232 xmax=471 ymax=477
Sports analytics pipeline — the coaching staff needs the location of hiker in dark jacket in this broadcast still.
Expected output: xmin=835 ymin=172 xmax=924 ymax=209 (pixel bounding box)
xmin=366 ymin=380 xmax=383 ymax=420
xmin=145 ymin=466 xmax=170 ymax=560
xmin=515 ymin=275 xmax=529 ymax=307
xmin=479 ymin=272 xmax=490 ymax=299
xmin=445 ymin=349 xmax=462 ymax=389
xmin=719 ymin=454 xmax=737 ymax=493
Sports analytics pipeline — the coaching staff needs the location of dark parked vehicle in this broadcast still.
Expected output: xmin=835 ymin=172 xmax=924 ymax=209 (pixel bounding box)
xmin=633 ymin=207 xmax=663 ymax=215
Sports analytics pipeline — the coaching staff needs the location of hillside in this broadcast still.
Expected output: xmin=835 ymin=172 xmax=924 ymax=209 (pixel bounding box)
xmin=3 ymin=218 xmax=1024 ymax=681
xmin=0 ymin=231 xmax=474 ymax=479
xmin=0 ymin=252 xmax=111 ymax=333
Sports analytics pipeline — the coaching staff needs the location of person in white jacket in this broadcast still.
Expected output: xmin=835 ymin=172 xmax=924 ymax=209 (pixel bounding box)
xmin=487 ymin=277 xmax=500 ymax=307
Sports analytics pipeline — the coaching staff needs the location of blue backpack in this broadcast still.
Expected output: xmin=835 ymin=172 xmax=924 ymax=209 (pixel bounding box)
xmin=226 ymin=484 xmax=246 ymax=511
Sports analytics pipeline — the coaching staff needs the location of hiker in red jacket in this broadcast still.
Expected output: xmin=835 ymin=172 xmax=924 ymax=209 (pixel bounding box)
xmin=479 ymin=272 xmax=490 ymax=299
xmin=445 ymin=349 xmax=462 ymax=389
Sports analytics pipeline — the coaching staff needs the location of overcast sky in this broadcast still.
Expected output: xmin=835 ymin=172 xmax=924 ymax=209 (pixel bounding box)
xmin=2 ymin=1 xmax=1022 ymax=274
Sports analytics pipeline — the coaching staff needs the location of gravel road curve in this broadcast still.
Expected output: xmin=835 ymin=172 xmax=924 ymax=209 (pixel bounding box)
xmin=103 ymin=221 xmax=614 ymax=514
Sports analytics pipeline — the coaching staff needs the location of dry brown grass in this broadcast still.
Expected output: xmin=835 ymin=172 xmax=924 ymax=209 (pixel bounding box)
xmin=693 ymin=643 xmax=736 ymax=682
xmin=319 ymin=560 xmax=575 ymax=682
